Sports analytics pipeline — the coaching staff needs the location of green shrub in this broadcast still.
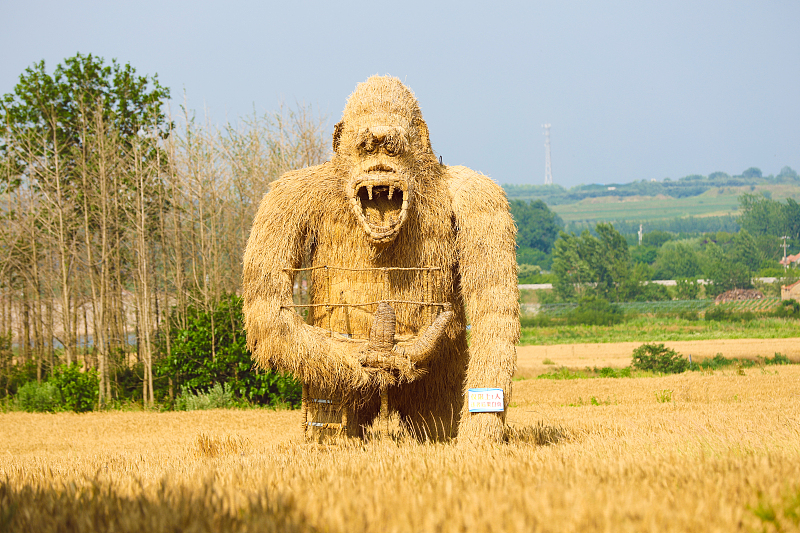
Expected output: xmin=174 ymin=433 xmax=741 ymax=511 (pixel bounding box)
xmin=519 ymin=314 xmax=559 ymax=327
xmin=156 ymin=294 xmax=301 ymax=408
xmin=51 ymin=364 xmax=99 ymax=412
xmin=765 ymin=352 xmax=791 ymax=365
xmin=537 ymin=366 xmax=632 ymax=380
xmin=537 ymin=367 xmax=582 ymax=380
xmin=697 ymin=353 xmax=732 ymax=370
xmin=0 ymin=360 xmax=37 ymax=401
xmin=596 ymin=366 xmax=631 ymax=378
xmin=774 ymin=299 xmax=800 ymax=318
xmin=517 ymin=264 xmax=558 ymax=284
xmin=629 ymin=282 xmax=671 ymax=302
xmin=695 ymin=352 xmax=793 ymax=371
xmin=15 ymin=381 xmax=61 ymax=412
xmin=14 ymin=364 xmax=99 ymax=413
xmin=175 ymin=382 xmax=238 ymax=411
xmin=565 ymin=296 xmax=624 ymax=326
xmin=704 ymin=307 xmax=755 ymax=322
xmin=675 ymin=278 xmax=700 ymax=300
xmin=632 ymin=343 xmax=689 ymax=374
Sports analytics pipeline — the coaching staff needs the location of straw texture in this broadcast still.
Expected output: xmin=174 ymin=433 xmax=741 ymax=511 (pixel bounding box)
xmin=242 ymin=76 xmax=518 ymax=442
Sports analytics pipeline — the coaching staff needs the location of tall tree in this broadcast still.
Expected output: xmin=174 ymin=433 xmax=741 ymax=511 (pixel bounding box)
xmin=552 ymin=223 xmax=633 ymax=302
xmin=702 ymin=242 xmax=752 ymax=297
xmin=510 ymin=199 xmax=564 ymax=253
xmin=738 ymin=193 xmax=785 ymax=236
xmin=653 ymin=243 xmax=702 ymax=280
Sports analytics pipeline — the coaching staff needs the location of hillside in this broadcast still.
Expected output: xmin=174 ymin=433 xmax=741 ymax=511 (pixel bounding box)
xmin=503 ymin=168 xmax=800 ymax=227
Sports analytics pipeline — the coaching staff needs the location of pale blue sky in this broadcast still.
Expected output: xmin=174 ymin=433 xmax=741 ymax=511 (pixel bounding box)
xmin=3 ymin=0 xmax=798 ymax=186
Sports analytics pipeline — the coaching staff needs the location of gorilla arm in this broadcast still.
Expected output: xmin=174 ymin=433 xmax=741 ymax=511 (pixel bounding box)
xmin=242 ymin=171 xmax=393 ymax=391
xmin=448 ymin=166 xmax=520 ymax=442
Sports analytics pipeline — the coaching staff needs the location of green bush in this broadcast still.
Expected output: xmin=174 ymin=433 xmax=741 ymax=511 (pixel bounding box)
xmin=765 ymin=352 xmax=791 ymax=365
xmin=536 ymin=366 xmax=633 ymax=380
xmin=696 ymin=352 xmax=793 ymax=371
xmin=565 ymin=296 xmax=624 ymax=326
xmin=632 ymin=343 xmax=689 ymax=374
xmin=517 ymin=264 xmax=557 ymax=284
xmin=156 ymin=294 xmax=301 ymax=408
xmin=704 ymin=306 xmax=755 ymax=322
xmin=15 ymin=381 xmax=62 ymax=412
xmin=14 ymin=364 xmax=99 ymax=413
xmin=175 ymin=382 xmax=238 ymax=411
xmin=596 ymin=366 xmax=631 ymax=378
xmin=697 ymin=353 xmax=733 ymax=370
xmin=51 ymin=364 xmax=99 ymax=412
xmin=519 ymin=314 xmax=558 ymax=327
xmin=774 ymin=299 xmax=800 ymax=318
xmin=675 ymin=278 xmax=700 ymax=300
xmin=0 ymin=360 xmax=37 ymax=401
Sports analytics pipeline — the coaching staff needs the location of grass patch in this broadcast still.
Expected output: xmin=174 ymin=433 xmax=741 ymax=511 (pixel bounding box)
xmin=693 ymin=352 xmax=791 ymax=371
xmin=565 ymin=396 xmax=617 ymax=407
xmin=537 ymin=366 xmax=645 ymax=380
xmin=751 ymin=486 xmax=800 ymax=532
xmin=654 ymin=389 xmax=673 ymax=403
xmin=519 ymin=315 xmax=800 ymax=346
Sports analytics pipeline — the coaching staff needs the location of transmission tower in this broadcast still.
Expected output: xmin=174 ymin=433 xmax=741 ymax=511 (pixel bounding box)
xmin=543 ymin=124 xmax=553 ymax=185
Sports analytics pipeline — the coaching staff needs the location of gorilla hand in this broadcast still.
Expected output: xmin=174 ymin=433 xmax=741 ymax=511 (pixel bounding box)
xmin=357 ymin=302 xmax=414 ymax=382
xmin=358 ymin=302 xmax=453 ymax=382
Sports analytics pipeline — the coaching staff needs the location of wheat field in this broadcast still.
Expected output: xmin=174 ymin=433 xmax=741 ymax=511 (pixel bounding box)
xmin=2 ymin=363 xmax=799 ymax=532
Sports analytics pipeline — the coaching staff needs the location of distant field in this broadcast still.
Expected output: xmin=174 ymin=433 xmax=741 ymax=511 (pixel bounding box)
xmin=519 ymin=315 xmax=800 ymax=345
xmin=3 ymin=364 xmax=799 ymax=532
xmin=550 ymin=188 xmax=740 ymax=223
xmin=508 ymin=182 xmax=800 ymax=225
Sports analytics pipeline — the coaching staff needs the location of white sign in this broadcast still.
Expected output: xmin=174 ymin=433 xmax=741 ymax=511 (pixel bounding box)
xmin=468 ymin=388 xmax=504 ymax=413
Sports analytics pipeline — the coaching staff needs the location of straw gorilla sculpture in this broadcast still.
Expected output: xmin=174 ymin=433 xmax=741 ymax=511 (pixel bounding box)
xmin=243 ymin=76 xmax=518 ymax=442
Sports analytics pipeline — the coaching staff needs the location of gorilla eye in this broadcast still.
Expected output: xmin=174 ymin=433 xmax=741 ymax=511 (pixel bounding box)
xmin=384 ymin=139 xmax=401 ymax=156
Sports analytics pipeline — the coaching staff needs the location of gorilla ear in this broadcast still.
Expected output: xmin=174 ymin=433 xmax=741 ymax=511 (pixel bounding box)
xmin=332 ymin=121 xmax=344 ymax=154
xmin=414 ymin=118 xmax=432 ymax=153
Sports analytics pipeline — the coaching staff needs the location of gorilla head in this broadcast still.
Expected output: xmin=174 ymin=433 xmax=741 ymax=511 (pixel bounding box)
xmin=333 ymin=76 xmax=438 ymax=245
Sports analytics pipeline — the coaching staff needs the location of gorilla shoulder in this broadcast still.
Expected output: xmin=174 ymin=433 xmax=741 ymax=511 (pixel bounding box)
xmin=446 ymin=165 xmax=510 ymax=216
xmin=268 ymin=162 xmax=337 ymax=195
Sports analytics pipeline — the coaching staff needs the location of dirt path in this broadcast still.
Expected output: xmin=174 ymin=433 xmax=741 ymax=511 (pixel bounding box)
xmin=515 ymin=337 xmax=800 ymax=378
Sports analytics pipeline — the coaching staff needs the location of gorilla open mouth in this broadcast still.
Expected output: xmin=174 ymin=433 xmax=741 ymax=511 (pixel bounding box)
xmin=349 ymin=171 xmax=410 ymax=244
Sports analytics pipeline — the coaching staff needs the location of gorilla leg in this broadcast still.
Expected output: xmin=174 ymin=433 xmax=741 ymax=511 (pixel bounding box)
xmin=391 ymin=340 xmax=468 ymax=441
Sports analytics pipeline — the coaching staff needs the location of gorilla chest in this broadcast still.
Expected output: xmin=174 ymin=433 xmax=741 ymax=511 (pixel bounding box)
xmin=305 ymin=217 xmax=456 ymax=338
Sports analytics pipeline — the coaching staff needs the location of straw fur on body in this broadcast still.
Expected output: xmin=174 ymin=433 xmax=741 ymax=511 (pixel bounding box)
xmin=242 ymin=76 xmax=519 ymax=441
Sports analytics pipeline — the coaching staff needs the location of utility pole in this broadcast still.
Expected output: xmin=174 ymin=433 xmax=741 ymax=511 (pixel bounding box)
xmin=542 ymin=124 xmax=553 ymax=185
xmin=638 ymin=224 xmax=643 ymax=246
xmin=781 ymin=235 xmax=790 ymax=269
